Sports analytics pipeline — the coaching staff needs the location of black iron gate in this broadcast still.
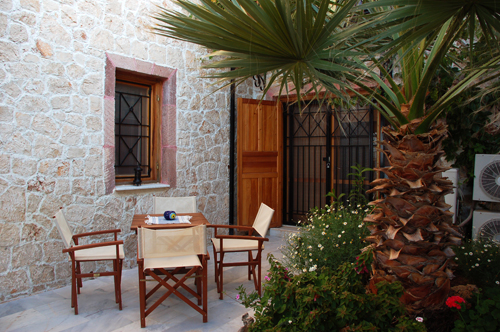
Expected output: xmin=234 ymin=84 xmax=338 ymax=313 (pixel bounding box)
xmin=283 ymin=100 xmax=376 ymax=225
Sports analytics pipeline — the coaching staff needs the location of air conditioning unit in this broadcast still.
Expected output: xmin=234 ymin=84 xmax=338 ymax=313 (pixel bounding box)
xmin=443 ymin=168 xmax=458 ymax=223
xmin=473 ymin=154 xmax=500 ymax=202
xmin=472 ymin=210 xmax=500 ymax=242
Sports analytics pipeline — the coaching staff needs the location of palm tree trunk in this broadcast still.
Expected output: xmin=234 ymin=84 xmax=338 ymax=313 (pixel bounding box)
xmin=364 ymin=118 xmax=462 ymax=312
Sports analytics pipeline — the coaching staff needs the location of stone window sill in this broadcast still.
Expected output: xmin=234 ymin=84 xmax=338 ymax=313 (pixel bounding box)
xmin=114 ymin=183 xmax=170 ymax=193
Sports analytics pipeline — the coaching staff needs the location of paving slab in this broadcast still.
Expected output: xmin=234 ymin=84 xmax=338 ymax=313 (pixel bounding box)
xmin=0 ymin=233 xmax=287 ymax=332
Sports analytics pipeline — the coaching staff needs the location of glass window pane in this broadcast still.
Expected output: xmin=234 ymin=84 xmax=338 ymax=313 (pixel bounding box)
xmin=115 ymin=81 xmax=151 ymax=178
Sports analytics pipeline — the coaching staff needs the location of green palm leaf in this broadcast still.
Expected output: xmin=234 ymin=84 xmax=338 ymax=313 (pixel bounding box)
xmin=359 ymin=0 xmax=500 ymax=58
xmin=154 ymin=0 xmax=500 ymax=133
xmin=356 ymin=0 xmax=500 ymax=131
xmin=417 ymin=55 xmax=500 ymax=133
xmin=153 ymin=0 xmax=369 ymax=103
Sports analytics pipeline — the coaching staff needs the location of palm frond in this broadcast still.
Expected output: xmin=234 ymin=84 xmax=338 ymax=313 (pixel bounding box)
xmin=417 ymin=55 xmax=500 ymax=133
xmin=152 ymin=0 xmax=368 ymax=104
xmin=355 ymin=0 xmax=500 ymax=130
xmin=359 ymin=0 xmax=500 ymax=60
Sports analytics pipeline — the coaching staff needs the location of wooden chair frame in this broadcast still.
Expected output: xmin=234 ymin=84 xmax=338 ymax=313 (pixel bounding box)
xmin=137 ymin=226 xmax=208 ymax=328
xmin=210 ymin=224 xmax=269 ymax=300
xmin=54 ymin=210 xmax=123 ymax=315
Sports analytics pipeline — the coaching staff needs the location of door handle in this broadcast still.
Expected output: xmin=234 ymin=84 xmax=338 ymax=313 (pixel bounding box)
xmin=323 ymin=156 xmax=331 ymax=168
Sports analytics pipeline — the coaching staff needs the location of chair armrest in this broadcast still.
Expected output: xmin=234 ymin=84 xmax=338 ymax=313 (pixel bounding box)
xmin=63 ymin=240 xmax=123 ymax=253
xmin=208 ymin=224 xmax=256 ymax=237
xmin=207 ymin=225 xmax=254 ymax=231
xmin=215 ymin=235 xmax=269 ymax=242
xmin=73 ymin=229 xmax=121 ymax=239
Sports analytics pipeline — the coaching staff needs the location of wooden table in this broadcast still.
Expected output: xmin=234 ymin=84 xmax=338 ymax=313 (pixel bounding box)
xmin=130 ymin=213 xmax=211 ymax=232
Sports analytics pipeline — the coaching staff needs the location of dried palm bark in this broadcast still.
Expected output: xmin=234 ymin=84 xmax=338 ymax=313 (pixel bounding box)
xmin=364 ymin=118 xmax=462 ymax=312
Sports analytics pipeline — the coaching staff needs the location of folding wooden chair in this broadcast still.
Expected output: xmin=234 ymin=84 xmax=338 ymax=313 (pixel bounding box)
xmin=153 ymin=196 xmax=197 ymax=214
xmin=137 ymin=225 xmax=208 ymax=327
xmin=53 ymin=209 xmax=124 ymax=315
xmin=210 ymin=203 xmax=274 ymax=299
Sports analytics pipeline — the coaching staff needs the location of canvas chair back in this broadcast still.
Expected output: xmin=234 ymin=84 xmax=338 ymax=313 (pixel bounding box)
xmin=153 ymin=196 xmax=197 ymax=214
xmin=54 ymin=210 xmax=73 ymax=249
xmin=252 ymin=203 xmax=275 ymax=237
xmin=138 ymin=225 xmax=207 ymax=259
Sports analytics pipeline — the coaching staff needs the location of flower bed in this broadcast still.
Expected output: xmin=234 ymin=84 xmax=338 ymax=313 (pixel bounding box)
xmin=281 ymin=201 xmax=370 ymax=274
xmin=237 ymin=199 xmax=500 ymax=331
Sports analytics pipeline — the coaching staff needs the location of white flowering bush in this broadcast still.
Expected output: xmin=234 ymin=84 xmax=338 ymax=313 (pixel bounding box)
xmin=281 ymin=201 xmax=370 ymax=273
xmin=453 ymin=239 xmax=500 ymax=289
xmin=237 ymin=254 xmax=425 ymax=332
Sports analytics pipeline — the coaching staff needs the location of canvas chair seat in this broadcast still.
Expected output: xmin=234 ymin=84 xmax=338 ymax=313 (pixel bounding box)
xmin=211 ymin=238 xmax=265 ymax=252
xmin=143 ymin=254 xmax=201 ymax=270
xmin=137 ymin=225 xmax=208 ymax=328
xmin=74 ymin=244 xmax=125 ymax=261
xmin=53 ymin=209 xmax=123 ymax=315
xmin=210 ymin=203 xmax=274 ymax=300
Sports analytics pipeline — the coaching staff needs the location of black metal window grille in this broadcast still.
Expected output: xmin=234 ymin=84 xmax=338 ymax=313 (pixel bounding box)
xmin=283 ymin=101 xmax=375 ymax=225
xmin=115 ymin=81 xmax=152 ymax=179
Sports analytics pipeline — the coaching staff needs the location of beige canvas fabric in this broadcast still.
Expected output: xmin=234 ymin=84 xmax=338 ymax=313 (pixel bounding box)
xmin=211 ymin=238 xmax=264 ymax=252
xmin=209 ymin=203 xmax=274 ymax=300
xmin=210 ymin=203 xmax=273 ymax=252
xmin=153 ymin=196 xmax=197 ymax=214
xmin=252 ymin=203 xmax=274 ymax=237
xmin=54 ymin=210 xmax=124 ymax=261
xmin=74 ymin=245 xmax=125 ymax=261
xmin=138 ymin=225 xmax=206 ymax=266
xmin=142 ymin=255 xmax=202 ymax=270
xmin=54 ymin=210 xmax=74 ymax=249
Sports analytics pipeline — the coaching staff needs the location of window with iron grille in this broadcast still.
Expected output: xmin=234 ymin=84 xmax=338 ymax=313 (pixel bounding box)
xmin=114 ymin=72 xmax=161 ymax=184
xmin=104 ymin=54 xmax=178 ymax=193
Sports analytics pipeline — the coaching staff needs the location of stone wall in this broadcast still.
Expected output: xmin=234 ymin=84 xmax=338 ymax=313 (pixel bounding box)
xmin=0 ymin=0 xmax=256 ymax=302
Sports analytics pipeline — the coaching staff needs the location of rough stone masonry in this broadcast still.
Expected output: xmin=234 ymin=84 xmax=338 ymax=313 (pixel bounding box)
xmin=0 ymin=0 xmax=260 ymax=302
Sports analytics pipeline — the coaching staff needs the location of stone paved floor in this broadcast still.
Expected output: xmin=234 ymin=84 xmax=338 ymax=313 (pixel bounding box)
xmin=0 ymin=233 xmax=287 ymax=332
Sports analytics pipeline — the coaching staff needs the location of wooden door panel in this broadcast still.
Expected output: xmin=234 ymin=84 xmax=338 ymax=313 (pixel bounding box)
xmin=237 ymin=99 xmax=282 ymax=229
xmin=262 ymin=110 xmax=277 ymax=151
xmin=240 ymin=178 xmax=259 ymax=226
xmin=242 ymin=105 xmax=259 ymax=152
xmin=261 ymin=177 xmax=280 ymax=228
xmin=242 ymin=152 xmax=278 ymax=173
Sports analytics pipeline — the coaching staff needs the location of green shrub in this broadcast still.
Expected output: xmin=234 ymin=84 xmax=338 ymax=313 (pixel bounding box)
xmin=238 ymin=254 xmax=426 ymax=332
xmin=453 ymin=239 xmax=500 ymax=289
xmin=450 ymin=287 xmax=500 ymax=332
xmin=346 ymin=163 xmax=373 ymax=207
xmin=280 ymin=201 xmax=370 ymax=273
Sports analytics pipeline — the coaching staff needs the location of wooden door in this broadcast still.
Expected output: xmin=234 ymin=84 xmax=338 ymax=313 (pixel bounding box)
xmin=237 ymin=99 xmax=282 ymax=228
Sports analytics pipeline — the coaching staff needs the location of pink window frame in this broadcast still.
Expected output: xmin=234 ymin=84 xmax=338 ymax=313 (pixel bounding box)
xmin=104 ymin=53 xmax=177 ymax=194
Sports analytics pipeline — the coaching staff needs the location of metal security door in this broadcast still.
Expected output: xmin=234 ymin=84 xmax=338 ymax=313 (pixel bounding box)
xmin=283 ymin=101 xmax=376 ymax=225
xmin=331 ymin=104 xmax=375 ymax=203
xmin=284 ymin=101 xmax=332 ymax=224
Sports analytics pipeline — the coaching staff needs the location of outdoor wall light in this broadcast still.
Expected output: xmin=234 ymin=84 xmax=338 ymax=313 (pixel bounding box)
xmin=133 ymin=166 xmax=142 ymax=186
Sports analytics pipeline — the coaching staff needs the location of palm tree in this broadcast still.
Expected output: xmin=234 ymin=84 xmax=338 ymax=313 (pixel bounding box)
xmin=344 ymin=1 xmax=500 ymax=311
xmin=347 ymin=33 xmax=499 ymax=312
xmin=152 ymin=0 xmax=500 ymax=311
